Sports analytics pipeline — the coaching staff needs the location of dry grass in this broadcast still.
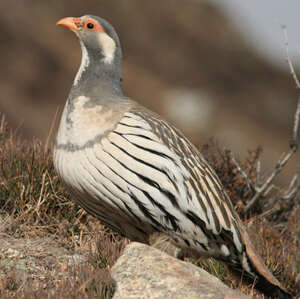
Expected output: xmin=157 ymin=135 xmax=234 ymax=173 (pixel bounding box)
xmin=0 ymin=116 xmax=299 ymax=298
xmin=0 ymin=115 xmax=127 ymax=298
xmin=201 ymin=140 xmax=300 ymax=297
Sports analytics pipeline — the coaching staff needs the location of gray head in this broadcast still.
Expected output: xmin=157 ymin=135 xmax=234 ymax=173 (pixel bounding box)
xmin=57 ymin=15 xmax=123 ymax=97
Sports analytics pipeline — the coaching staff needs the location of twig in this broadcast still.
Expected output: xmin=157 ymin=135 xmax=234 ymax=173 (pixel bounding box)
xmin=243 ymin=26 xmax=300 ymax=214
xmin=267 ymin=173 xmax=299 ymax=222
xmin=282 ymin=25 xmax=300 ymax=89
xmin=291 ymin=94 xmax=300 ymax=150
xmin=231 ymin=156 xmax=253 ymax=191
xmin=282 ymin=173 xmax=299 ymax=200
xmin=263 ymin=184 xmax=275 ymax=197
xmin=283 ymin=24 xmax=300 ymax=150
xmin=244 ymin=141 xmax=298 ymax=213
xmin=255 ymin=160 xmax=261 ymax=188
xmin=0 ymin=114 xmax=5 ymax=132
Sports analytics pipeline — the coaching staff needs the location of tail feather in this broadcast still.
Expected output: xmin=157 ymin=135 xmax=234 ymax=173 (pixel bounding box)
xmin=238 ymin=222 xmax=292 ymax=299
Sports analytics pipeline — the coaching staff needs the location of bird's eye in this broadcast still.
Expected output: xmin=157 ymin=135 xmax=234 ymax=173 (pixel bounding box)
xmin=84 ymin=20 xmax=105 ymax=33
xmin=87 ymin=22 xmax=94 ymax=29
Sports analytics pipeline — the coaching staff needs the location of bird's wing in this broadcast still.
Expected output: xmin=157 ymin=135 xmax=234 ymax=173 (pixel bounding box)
xmin=57 ymin=102 xmax=287 ymax=294
xmin=102 ymin=105 xmax=246 ymax=260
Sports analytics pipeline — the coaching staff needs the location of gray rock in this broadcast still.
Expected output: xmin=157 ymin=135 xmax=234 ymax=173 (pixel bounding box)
xmin=111 ymin=242 xmax=249 ymax=299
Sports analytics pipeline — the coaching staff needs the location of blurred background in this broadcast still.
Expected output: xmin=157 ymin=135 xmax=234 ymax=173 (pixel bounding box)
xmin=0 ymin=0 xmax=299 ymax=180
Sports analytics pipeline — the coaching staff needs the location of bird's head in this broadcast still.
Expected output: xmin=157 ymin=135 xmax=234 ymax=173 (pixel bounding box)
xmin=56 ymin=15 xmax=123 ymax=93
xmin=57 ymin=15 xmax=121 ymax=65
xmin=57 ymin=15 xmax=122 ymax=67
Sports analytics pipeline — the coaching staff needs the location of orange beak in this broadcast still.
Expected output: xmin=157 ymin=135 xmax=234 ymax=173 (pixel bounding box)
xmin=56 ymin=17 xmax=81 ymax=32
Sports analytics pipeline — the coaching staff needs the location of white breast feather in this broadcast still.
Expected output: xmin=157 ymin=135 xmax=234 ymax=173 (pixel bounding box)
xmin=56 ymin=96 xmax=116 ymax=147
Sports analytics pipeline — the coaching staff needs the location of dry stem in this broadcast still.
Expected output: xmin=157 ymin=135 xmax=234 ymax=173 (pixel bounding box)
xmin=241 ymin=27 xmax=300 ymax=213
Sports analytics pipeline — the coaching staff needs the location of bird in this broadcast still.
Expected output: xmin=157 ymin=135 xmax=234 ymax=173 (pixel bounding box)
xmin=54 ymin=15 xmax=291 ymax=298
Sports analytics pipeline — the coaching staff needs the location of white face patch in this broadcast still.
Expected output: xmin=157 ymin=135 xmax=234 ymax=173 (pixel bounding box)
xmin=98 ymin=32 xmax=116 ymax=64
xmin=74 ymin=40 xmax=90 ymax=86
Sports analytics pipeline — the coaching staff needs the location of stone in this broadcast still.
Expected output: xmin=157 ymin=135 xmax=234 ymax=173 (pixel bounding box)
xmin=111 ymin=242 xmax=249 ymax=299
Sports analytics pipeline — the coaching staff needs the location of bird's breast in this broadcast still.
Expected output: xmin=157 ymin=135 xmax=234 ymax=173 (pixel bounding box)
xmin=55 ymin=95 xmax=124 ymax=149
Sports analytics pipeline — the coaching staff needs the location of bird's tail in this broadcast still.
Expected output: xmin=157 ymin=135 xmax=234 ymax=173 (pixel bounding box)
xmin=234 ymin=222 xmax=292 ymax=299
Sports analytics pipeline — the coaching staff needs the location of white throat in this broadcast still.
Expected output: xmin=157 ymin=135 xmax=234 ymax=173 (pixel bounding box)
xmin=74 ymin=40 xmax=90 ymax=86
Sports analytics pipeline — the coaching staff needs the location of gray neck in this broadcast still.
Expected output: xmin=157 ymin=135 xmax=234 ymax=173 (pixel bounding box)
xmin=70 ymin=41 xmax=124 ymax=99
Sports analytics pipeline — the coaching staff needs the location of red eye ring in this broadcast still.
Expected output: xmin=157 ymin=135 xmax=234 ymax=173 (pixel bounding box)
xmin=84 ymin=20 xmax=105 ymax=33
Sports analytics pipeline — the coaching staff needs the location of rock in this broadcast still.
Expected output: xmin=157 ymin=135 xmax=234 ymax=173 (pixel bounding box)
xmin=0 ymin=236 xmax=88 ymax=282
xmin=111 ymin=242 xmax=249 ymax=299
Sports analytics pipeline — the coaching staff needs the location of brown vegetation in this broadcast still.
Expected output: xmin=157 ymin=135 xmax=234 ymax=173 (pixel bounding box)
xmin=0 ymin=114 xmax=299 ymax=298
